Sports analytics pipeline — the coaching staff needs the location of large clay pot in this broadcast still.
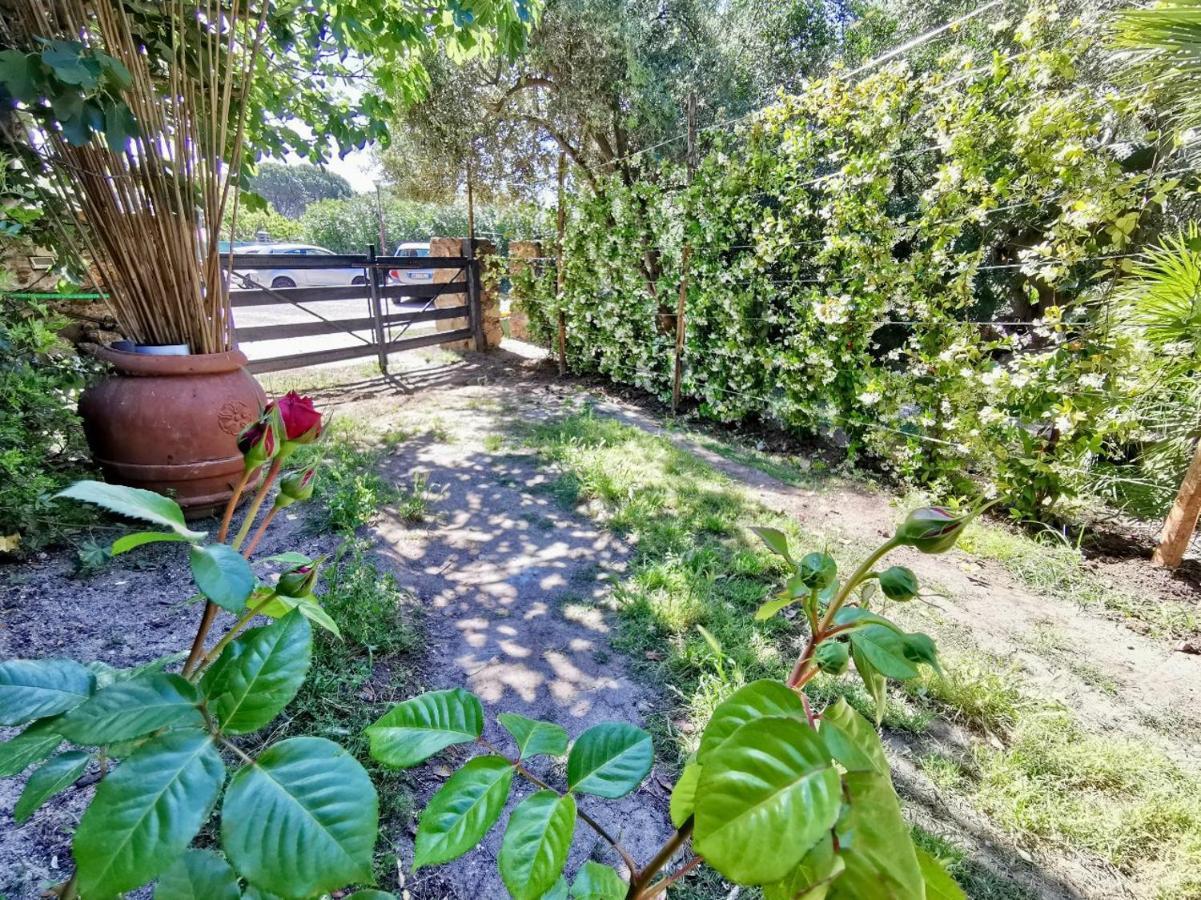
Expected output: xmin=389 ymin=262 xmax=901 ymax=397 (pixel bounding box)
xmin=79 ymin=347 xmax=266 ymax=518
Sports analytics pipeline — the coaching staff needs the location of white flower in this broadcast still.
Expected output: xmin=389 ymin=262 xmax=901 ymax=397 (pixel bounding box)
xmin=1079 ymin=373 xmax=1105 ymax=390
xmin=858 ymin=391 xmax=881 ymax=406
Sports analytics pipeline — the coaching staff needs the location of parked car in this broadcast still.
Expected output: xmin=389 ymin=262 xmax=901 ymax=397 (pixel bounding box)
xmin=230 ymin=243 xmax=367 ymax=290
xmin=388 ymin=241 xmax=435 ymax=304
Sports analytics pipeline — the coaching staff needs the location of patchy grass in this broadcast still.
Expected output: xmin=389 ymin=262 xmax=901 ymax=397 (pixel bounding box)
xmin=970 ymin=710 xmax=1201 ymax=898
xmin=957 ymin=520 xmax=1197 ymax=639
xmin=256 ymin=543 xmax=422 ymax=879
xmin=905 ymin=653 xmax=1027 ymax=734
xmin=686 ymin=432 xmax=828 ymax=488
xmin=911 ymin=827 xmax=1039 ymax=900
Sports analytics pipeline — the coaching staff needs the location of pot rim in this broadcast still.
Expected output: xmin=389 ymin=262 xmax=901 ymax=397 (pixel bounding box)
xmin=94 ymin=344 xmax=249 ymax=376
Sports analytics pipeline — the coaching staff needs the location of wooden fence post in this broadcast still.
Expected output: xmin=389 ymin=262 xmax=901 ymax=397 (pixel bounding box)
xmin=556 ymin=151 xmax=567 ymax=376
xmin=367 ymin=244 xmax=387 ymax=375
xmin=671 ymin=91 xmax=698 ymax=414
xmin=1152 ymin=438 xmax=1201 ymax=567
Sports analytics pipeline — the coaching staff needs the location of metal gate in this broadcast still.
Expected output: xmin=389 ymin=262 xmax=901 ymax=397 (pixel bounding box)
xmin=226 ymin=247 xmax=483 ymax=375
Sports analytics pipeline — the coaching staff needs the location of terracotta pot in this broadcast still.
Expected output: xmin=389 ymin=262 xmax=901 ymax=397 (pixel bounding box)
xmin=79 ymin=347 xmax=266 ymax=518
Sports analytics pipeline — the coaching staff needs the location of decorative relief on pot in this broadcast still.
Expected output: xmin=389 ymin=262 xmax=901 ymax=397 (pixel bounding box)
xmin=217 ymin=399 xmax=255 ymax=436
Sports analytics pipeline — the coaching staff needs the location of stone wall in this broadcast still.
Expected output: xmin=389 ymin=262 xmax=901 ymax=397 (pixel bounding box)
xmin=428 ymin=236 xmax=500 ymax=351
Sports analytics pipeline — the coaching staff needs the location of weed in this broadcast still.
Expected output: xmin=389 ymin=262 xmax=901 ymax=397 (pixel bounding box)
xmin=919 ymin=751 xmax=971 ymax=791
xmin=905 ymin=654 xmax=1027 ymax=734
xmin=483 ymin=434 xmax=504 ymax=452
xmin=911 ymin=827 xmax=1039 ymax=900
xmin=395 ymin=472 xmax=433 ymax=523
xmin=292 ymin=424 xmax=404 ymax=534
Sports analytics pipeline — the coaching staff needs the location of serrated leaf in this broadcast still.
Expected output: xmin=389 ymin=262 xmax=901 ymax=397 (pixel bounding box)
xmin=155 ymin=849 xmax=241 ymax=900
xmin=916 ymin=847 xmax=966 ymax=900
xmin=819 ymin=699 xmax=888 ymax=776
xmin=751 ymin=526 xmax=792 ymax=562
xmin=413 ymin=755 xmax=514 ymax=869
xmin=14 ymin=750 xmax=90 ymax=822
xmin=74 ymin=730 xmax=225 ymax=898
xmin=570 ymin=860 xmax=627 ymax=899
xmin=56 ymin=481 xmax=204 ymax=540
xmin=366 ymin=688 xmax=483 ymax=768
xmin=0 ymin=659 xmax=94 ymax=725
xmin=670 ymin=758 xmax=701 ymax=828
xmin=694 ymin=716 xmax=840 ymax=884
xmin=58 ymin=673 xmax=202 ymax=745
xmin=498 ymin=713 xmax=568 ymax=759
xmin=201 ymin=610 xmax=311 ymax=734
xmin=698 ymin=679 xmax=805 ymax=764
xmin=499 ymin=791 xmax=576 ymax=900
xmin=222 ymin=736 xmax=378 ymax=896
xmin=566 ymin=722 xmax=652 ymax=798
xmin=0 ymin=717 xmax=63 ymax=776
xmin=190 ymin=544 xmax=255 ymax=613
xmin=112 ymin=530 xmax=188 ymax=555
xmin=827 ymin=772 xmax=923 ymax=900
xmin=762 ymin=833 xmax=845 ymax=900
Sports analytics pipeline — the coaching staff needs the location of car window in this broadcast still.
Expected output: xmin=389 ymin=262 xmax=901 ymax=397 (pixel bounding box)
xmin=417 ymin=248 xmax=430 ymax=257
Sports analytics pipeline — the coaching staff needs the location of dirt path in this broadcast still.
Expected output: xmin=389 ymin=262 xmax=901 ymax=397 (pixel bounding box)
xmin=354 ymin=384 xmax=674 ymax=897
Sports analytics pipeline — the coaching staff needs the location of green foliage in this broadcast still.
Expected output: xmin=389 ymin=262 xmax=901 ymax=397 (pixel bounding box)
xmin=538 ymin=4 xmax=1196 ymax=523
xmin=1 ymin=446 xmax=384 ymax=896
xmin=366 ymin=688 xmax=484 ymax=768
xmin=414 ymin=756 xmax=515 ymax=869
xmin=0 ymin=297 xmax=99 ymax=551
xmin=249 ymin=161 xmax=352 ymax=218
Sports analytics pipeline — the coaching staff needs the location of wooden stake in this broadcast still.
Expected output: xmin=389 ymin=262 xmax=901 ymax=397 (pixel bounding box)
xmin=466 ymin=155 xmax=476 ymax=245
xmin=1152 ymin=437 xmax=1201 ymax=567
xmin=671 ymin=92 xmax=698 ymax=414
xmin=556 ymin=151 xmax=568 ymax=376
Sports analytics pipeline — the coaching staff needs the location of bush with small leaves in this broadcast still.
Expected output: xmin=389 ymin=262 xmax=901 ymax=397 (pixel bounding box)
xmin=0 ymin=392 xmax=393 ymax=899
xmin=367 ymin=505 xmax=986 ymax=898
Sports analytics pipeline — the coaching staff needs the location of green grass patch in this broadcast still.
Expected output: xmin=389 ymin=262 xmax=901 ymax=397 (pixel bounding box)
xmin=970 ymin=710 xmax=1201 ymax=898
xmin=958 ymin=521 xmax=1197 ymax=639
xmin=687 ymin=432 xmax=828 ymax=488
xmin=905 ymin=653 xmax=1027 ymax=734
xmin=911 ymin=827 xmax=1039 ymax=900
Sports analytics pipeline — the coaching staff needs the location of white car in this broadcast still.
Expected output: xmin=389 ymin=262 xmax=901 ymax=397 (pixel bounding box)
xmin=388 ymin=241 xmax=435 ymax=304
xmin=232 ymin=243 xmax=368 ymax=291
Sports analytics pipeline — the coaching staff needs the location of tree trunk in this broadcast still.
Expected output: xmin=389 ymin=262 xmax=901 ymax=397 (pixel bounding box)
xmin=1152 ymin=437 xmax=1201 ymax=567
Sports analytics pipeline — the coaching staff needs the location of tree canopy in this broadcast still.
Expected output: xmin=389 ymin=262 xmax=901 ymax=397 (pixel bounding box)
xmin=249 ymin=162 xmax=353 ymax=218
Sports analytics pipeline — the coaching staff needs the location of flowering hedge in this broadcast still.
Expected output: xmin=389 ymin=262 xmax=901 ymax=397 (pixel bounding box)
xmin=544 ymin=5 xmax=1197 ymax=521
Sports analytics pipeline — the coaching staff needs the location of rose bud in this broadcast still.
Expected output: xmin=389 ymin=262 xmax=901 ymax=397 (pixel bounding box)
xmin=798 ymin=551 xmax=837 ymax=590
xmin=276 ymin=556 xmax=325 ymax=598
xmin=237 ymin=407 xmax=283 ymax=472
xmin=878 ymin=565 xmax=919 ymax=601
xmin=815 ymin=640 xmax=850 ymax=675
xmin=274 ymin=391 xmax=323 ymax=445
xmin=274 ymin=467 xmax=317 ymax=509
xmin=894 ymin=506 xmax=975 ymax=554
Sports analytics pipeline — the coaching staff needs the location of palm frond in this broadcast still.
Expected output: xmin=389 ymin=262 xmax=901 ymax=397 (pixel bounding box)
xmin=1112 ymin=0 xmax=1201 ymax=129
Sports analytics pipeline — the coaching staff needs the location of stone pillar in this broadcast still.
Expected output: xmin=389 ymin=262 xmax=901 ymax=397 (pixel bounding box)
xmin=429 ymin=236 xmax=500 ymax=351
xmin=507 ymin=241 xmax=541 ymax=342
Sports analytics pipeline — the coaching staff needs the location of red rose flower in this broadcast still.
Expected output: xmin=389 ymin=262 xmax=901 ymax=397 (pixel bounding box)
xmin=269 ymin=391 xmax=323 ymax=442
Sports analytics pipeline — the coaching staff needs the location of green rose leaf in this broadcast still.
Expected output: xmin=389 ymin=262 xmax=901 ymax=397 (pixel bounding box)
xmin=670 ymin=758 xmax=701 ymax=828
xmin=566 ymin=722 xmax=653 ymax=798
xmin=201 ymin=610 xmax=312 ymax=734
xmin=831 ymin=606 xmax=904 ymax=633
xmin=154 ymin=849 xmax=241 ymax=900
xmin=413 ymin=755 xmax=515 ymax=869
xmin=73 ymin=730 xmax=225 ymax=898
xmin=754 ymin=595 xmax=795 ymax=621
xmin=0 ymin=717 xmax=64 ymax=776
xmin=222 ymin=736 xmax=378 ymax=896
xmin=697 ymin=679 xmax=806 ymax=764
xmin=56 ymin=481 xmax=205 ymax=540
xmin=499 ymin=790 xmax=577 ymax=900
xmin=694 ymin=716 xmax=840 ymax=884
xmin=570 ymin=861 xmax=627 ymax=899
xmin=58 ymin=673 xmax=203 ymax=745
xmin=498 ymin=712 xmax=569 ymax=759
xmin=111 ymin=530 xmax=189 ymax=555
xmin=366 ymin=688 xmax=484 ymax=768
xmin=750 ymin=526 xmax=792 ymax=562
xmin=916 ymin=847 xmax=967 ymax=900
xmin=828 ymin=772 xmax=923 ymax=900
xmin=0 ymin=658 xmax=94 ymax=725
xmin=189 ymin=544 xmax=256 ymax=613
xmin=819 ymin=699 xmax=888 ymax=776
xmin=851 ymin=643 xmax=888 ymax=726
xmin=13 ymin=750 xmax=90 ymax=823
xmin=762 ymin=833 xmax=845 ymax=900
xmin=847 ymin=625 xmax=919 ymax=680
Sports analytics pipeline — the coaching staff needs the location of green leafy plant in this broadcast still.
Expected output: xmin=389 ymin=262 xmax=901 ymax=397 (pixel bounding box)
xmin=367 ymin=505 xmax=984 ymax=898
xmin=0 ymin=392 xmax=393 ymax=899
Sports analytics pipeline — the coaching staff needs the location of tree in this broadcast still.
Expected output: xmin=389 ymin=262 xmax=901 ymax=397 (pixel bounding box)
xmin=249 ymin=162 xmax=352 ymax=218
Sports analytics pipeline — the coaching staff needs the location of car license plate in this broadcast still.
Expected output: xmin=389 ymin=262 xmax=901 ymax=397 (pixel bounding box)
xmin=410 ymin=272 xmax=431 ymax=280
